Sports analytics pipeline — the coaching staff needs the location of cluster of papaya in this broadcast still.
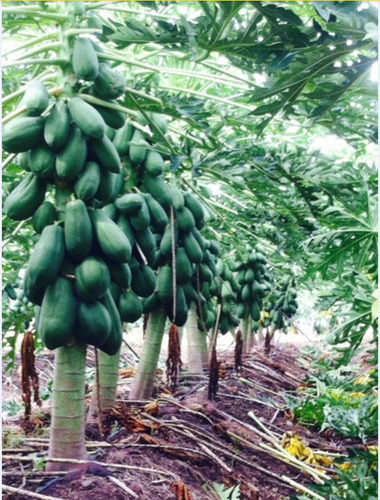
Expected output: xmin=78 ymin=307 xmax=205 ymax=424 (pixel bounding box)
xmin=265 ymin=276 xmax=298 ymax=331
xmin=235 ymin=244 xmax=271 ymax=329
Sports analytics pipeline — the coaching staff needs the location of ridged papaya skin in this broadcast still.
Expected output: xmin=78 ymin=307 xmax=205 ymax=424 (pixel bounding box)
xmin=91 ymin=209 xmax=132 ymax=263
xmin=32 ymin=201 xmax=56 ymax=234
xmin=44 ymin=102 xmax=71 ymax=150
xmin=143 ymin=173 xmax=172 ymax=210
xmin=76 ymin=301 xmax=112 ymax=347
xmin=157 ymin=265 xmax=173 ymax=304
xmin=95 ymin=169 xmax=118 ymax=204
xmin=107 ymin=261 xmax=131 ymax=289
xmin=56 ymin=126 xmax=87 ymax=182
xmin=16 ymin=152 xmax=30 ymax=171
xmin=184 ymin=191 xmax=205 ymax=222
xmin=183 ymin=231 xmax=203 ymax=264
xmin=74 ymin=161 xmax=100 ymax=201
xmin=24 ymin=273 xmax=46 ymax=306
xmin=116 ymin=214 xmax=135 ymax=247
xmin=144 ymin=150 xmax=164 ymax=176
xmin=176 ymin=206 xmax=195 ymax=233
xmin=118 ymin=290 xmax=142 ymax=323
xmin=113 ymin=121 xmax=133 ymax=156
xmin=2 ymin=116 xmax=45 ymax=153
xmin=167 ymin=286 xmax=189 ymax=327
xmin=75 ymin=256 xmax=110 ymax=301
xmin=90 ymin=135 xmax=121 ymax=173
xmin=64 ymin=200 xmax=93 ymax=261
xmin=38 ymin=277 xmax=77 ymax=350
xmin=129 ymin=129 xmax=148 ymax=165
xmin=131 ymin=264 xmax=156 ymax=298
xmin=94 ymin=63 xmax=126 ymax=99
xmin=4 ymin=173 xmax=46 ymax=221
xmin=68 ymin=97 xmax=105 ymax=139
xmin=94 ymin=101 xmax=126 ymax=129
xmin=176 ymin=247 xmax=193 ymax=285
xmin=28 ymin=144 xmax=55 ymax=179
xmin=72 ymin=38 xmax=99 ymax=81
xmin=98 ymin=289 xmax=123 ymax=355
xmin=114 ymin=193 xmax=143 ymax=214
xmin=144 ymin=193 xmax=168 ymax=231
xmin=130 ymin=198 xmax=151 ymax=231
xmin=26 ymin=225 xmax=65 ymax=288
xmin=20 ymin=81 xmax=49 ymax=116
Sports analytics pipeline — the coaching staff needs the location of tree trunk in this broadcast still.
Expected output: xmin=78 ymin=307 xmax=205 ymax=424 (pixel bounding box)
xmin=246 ymin=316 xmax=255 ymax=351
xmin=46 ymin=344 xmax=88 ymax=472
xmin=87 ymin=349 xmax=120 ymax=424
xmin=257 ymin=324 xmax=264 ymax=345
xmin=240 ymin=314 xmax=249 ymax=353
xmin=129 ymin=310 xmax=166 ymax=400
xmin=185 ymin=302 xmax=204 ymax=374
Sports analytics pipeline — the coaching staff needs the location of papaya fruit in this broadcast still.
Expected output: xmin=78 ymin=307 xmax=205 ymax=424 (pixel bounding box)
xmin=129 ymin=129 xmax=148 ymax=165
xmin=102 ymin=203 xmax=118 ymax=221
xmin=72 ymin=37 xmax=99 ymax=81
xmin=131 ymin=263 xmax=156 ymax=298
xmin=90 ymin=135 xmax=121 ymax=173
xmin=150 ymin=113 xmax=168 ymax=135
xmin=39 ymin=277 xmax=76 ymax=349
xmin=24 ymin=273 xmax=46 ymax=306
xmin=143 ymin=173 xmax=172 ymax=210
xmin=118 ymin=290 xmax=142 ymax=323
xmin=91 ymin=209 xmax=132 ymax=263
xmin=68 ymin=97 xmax=105 ymax=139
xmin=134 ymin=227 xmax=156 ymax=266
xmin=142 ymin=292 xmax=158 ymax=313
xmin=114 ymin=193 xmax=143 ymax=214
xmin=176 ymin=206 xmax=195 ymax=233
xmin=2 ymin=116 xmax=45 ymax=153
xmin=94 ymin=63 xmax=126 ymax=99
xmin=26 ymin=225 xmax=64 ymax=288
xmin=32 ymin=201 xmax=56 ymax=234
xmin=175 ymin=247 xmax=193 ymax=285
xmin=157 ymin=265 xmax=173 ymax=304
xmin=94 ymin=102 xmax=126 ymax=129
xmin=251 ymin=301 xmax=261 ymax=322
xmin=113 ymin=121 xmax=133 ymax=156
xmin=74 ymin=161 xmax=100 ymax=201
xmin=184 ymin=191 xmax=205 ymax=222
xmin=130 ymin=197 xmax=150 ymax=231
xmin=28 ymin=144 xmax=55 ymax=178
xmin=95 ymin=169 xmax=118 ymax=204
xmin=170 ymin=185 xmax=184 ymax=211
xmin=75 ymin=256 xmax=110 ymax=301
xmin=167 ymin=286 xmax=188 ymax=327
xmin=98 ymin=289 xmax=123 ymax=355
xmin=64 ymin=200 xmax=93 ymax=261
xmin=116 ymin=214 xmax=135 ymax=247
xmin=44 ymin=102 xmax=71 ymax=150
xmin=183 ymin=232 xmax=203 ymax=264
xmin=241 ymin=284 xmax=251 ymax=302
xmin=16 ymin=152 xmax=30 ymax=171
xmin=143 ymin=193 xmax=168 ymax=231
xmin=245 ymin=268 xmax=255 ymax=284
xmin=208 ymin=240 xmax=220 ymax=256
xmin=199 ymin=263 xmax=213 ymax=283
xmin=144 ymin=150 xmax=164 ymax=176
xmin=56 ymin=126 xmax=87 ymax=181
xmin=4 ymin=173 xmax=46 ymax=221
xmin=159 ymin=224 xmax=175 ymax=257
xmin=20 ymin=81 xmax=49 ymax=116
xmin=107 ymin=261 xmax=131 ymax=289
xmin=76 ymin=301 xmax=112 ymax=347
xmin=191 ymin=227 xmax=205 ymax=252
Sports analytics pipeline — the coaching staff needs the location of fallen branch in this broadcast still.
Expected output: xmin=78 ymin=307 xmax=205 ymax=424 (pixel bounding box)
xmin=2 ymin=485 xmax=67 ymax=500
xmin=108 ymin=476 xmax=139 ymax=498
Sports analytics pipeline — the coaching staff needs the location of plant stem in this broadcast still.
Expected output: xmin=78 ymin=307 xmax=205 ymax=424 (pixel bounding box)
xmin=13 ymin=42 xmax=61 ymax=61
xmin=3 ymin=58 xmax=69 ymax=69
xmin=46 ymin=345 xmax=88 ymax=472
xmin=185 ymin=303 xmax=204 ymax=375
xmin=129 ymin=310 xmax=167 ymax=399
xmin=2 ymin=33 xmax=57 ymax=58
xmin=78 ymin=93 xmax=138 ymax=118
xmin=2 ymin=7 xmax=68 ymax=22
xmin=2 ymin=71 xmax=57 ymax=105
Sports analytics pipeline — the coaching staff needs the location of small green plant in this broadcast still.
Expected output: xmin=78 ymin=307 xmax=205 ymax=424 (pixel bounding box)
xmin=204 ymin=482 xmax=240 ymax=500
xmin=2 ymin=399 xmax=22 ymax=417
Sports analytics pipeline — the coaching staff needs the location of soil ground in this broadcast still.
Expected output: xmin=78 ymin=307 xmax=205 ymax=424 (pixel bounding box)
xmin=2 ymin=336 xmax=371 ymax=500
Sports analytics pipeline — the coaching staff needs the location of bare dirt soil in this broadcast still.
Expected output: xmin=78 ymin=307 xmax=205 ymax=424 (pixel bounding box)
xmin=2 ymin=341 xmax=367 ymax=500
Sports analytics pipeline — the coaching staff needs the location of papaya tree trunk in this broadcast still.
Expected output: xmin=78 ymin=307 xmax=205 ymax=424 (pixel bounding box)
xmin=185 ymin=302 xmax=204 ymax=374
xmin=129 ymin=310 xmax=166 ymax=400
xmin=257 ymin=324 xmax=264 ymax=345
xmin=46 ymin=344 xmax=88 ymax=472
xmin=87 ymin=349 xmax=120 ymax=424
xmin=246 ymin=317 xmax=255 ymax=351
xmin=240 ymin=314 xmax=249 ymax=353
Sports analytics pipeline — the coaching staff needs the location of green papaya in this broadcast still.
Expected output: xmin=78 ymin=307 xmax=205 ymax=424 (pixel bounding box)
xmin=184 ymin=191 xmax=205 ymax=222
xmin=199 ymin=263 xmax=213 ymax=283
xmin=2 ymin=116 xmax=45 ymax=153
xmin=176 ymin=247 xmax=193 ymax=285
xmin=142 ymin=292 xmax=158 ymax=313
xmin=245 ymin=268 xmax=255 ymax=284
xmin=168 ymin=285 xmax=188 ymax=327
xmin=74 ymin=161 xmax=100 ymax=201
xmin=91 ymin=209 xmax=132 ymax=263
xmin=94 ymin=102 xmax=126 ymax=129
xmin=129 ymin=129 xmax=148 ymax=165
xmin=39 ymin=277 xmax=76 ymax=349
xmin=16 ymin=152 xmax=30 ymax=171
xmin=20 ymin=81 xmax=49 ymax=116
xmin=44 ymin=102 xmax=71 ymax=150
xmin=116 ymin=214 xmax=135 ymax=246
xmin=118 ymin=290 xmax=142 ymax=323
xmin=72 ymin=37 xmax=99 ymax=81
xmin=131 ymin=263 xmax=156 ymax=298
xmin=56 ymin=126 xmax=87 ymax=181
xmin=176 ymin=206 xmax=195 ymax=233
xmin=94 ymin=63 xmax=126 ymax=99
xmin=144 ymin=150 xmax=164 ymax=176
xmin=95 ymin=169 xmax=118 ymax=204
xmin=143 ymin=193 xmax=168 ymax=231
xmin=191 ymin=227 xmax=205 ymax=252
xmin=113 ymin=121 xmax=133 ymax=156
xmin=183 ymin=232 xmax=203 ymax=264
xmin=102 ymin=203 xmax=117 ymax=221
xmin=208 ymin=240 xmax=220 ymax=256
xmin=236 ymin=303 xmax=246 ymax=319
xmin=150 ymin=113 xmax=168 ymax=135
xmin=68 ymin=97 xmax=105 ymax=139
xmin=32 ymin=201 xmax=56 ymax=234
xmin=114 ymin=193 xmax=143 ymax=214
xmin=107 ymin=261 xmax=131 ymax=289
xmin=4 ymin=173 xmax=46 ymax=220
xmin=134 ymin=227 xmax=156 ymax=267
xmin=28 ymin=144 xmax=55 ymax=178
xmin=130 ymin=198 xmax=150 ymax=231
xmin=76 ymin=301 xmax=112 ymax=347
xmin=75 ymin=256 xmax=110 ymax=301
xmin=90 ymin=135 xmax=121 ymax=173
xmin=251 ymin=301 xmax=261 ymax=322
xmin=98 ymin=289 xmax=123 ymax=355
xmin=159 ymin=224 xmax=176 ymax=257
xmin=157 ymin=265 xmax=173 ymax=304
xmin=241 ymin=284 xmax=251 ymax=302
xmin=143 ymin=173 xmax=172 ymax=210
xmin=64 ymin=200 xmax=93 ymax=261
